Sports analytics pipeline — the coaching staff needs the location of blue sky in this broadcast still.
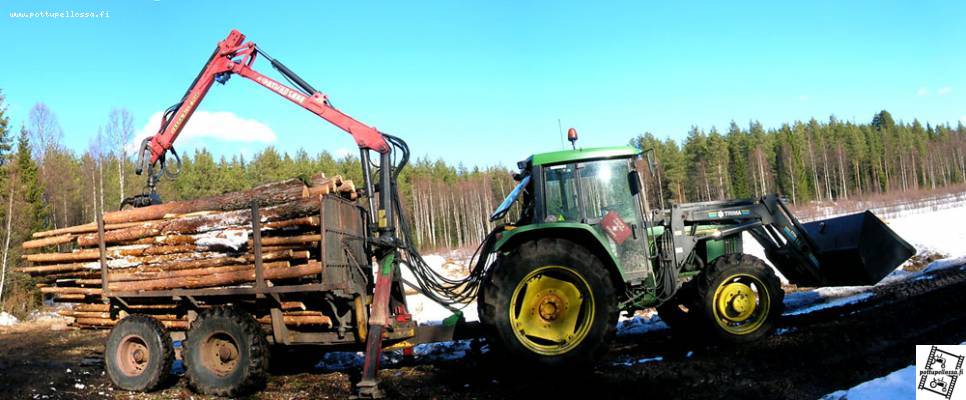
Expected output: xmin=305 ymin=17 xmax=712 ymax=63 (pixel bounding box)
xmin=1 ymin=0 xmax=964 ymax=168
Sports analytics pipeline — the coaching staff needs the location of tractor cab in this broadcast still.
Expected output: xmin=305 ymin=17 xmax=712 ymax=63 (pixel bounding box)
xmin=492 ymin=146 xmax=658 ymax=284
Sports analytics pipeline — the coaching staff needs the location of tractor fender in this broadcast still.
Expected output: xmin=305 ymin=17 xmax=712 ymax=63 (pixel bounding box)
xmin=491 ymin=223 xmax=627 ymax=291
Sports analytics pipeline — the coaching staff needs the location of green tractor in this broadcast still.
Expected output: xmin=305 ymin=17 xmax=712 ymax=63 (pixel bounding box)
xmin=478 ymin=143 xmax=914 ymax=366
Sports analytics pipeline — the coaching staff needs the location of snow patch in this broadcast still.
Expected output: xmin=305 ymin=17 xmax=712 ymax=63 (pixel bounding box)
xmin=188 ymin=215 xmax=249 ymax=235
xmin=315 ymin=340 xmax=479 ymax=372
xmin=419 ymin=254 xmax=447 ymax=272
xmin=79 ymin=257 xmax=149 ymax=270
xmin=316 ymin=352 xmax=364 ymax=371
xmin=405 ymin=293 xmax=478 ymax=324
xmin=819 ymin=365 xmax=915 ymax=400
xmin=193 ymin=229 xmax=250 ymax=251
xmin=0 ymin=312 xmax=19 ymax=326
xmin=616 ymin=313 xmax=669 ymax=337
xmin=27 ymin=311 xmax=64 ymax=323
xmin=782 ymin=290 xmax=824 ymax=310
xmin=106 ymin=258 xmax=138 ymax=269
xmin=783 ymin=255 xmax=964 ymax=316
xmin=925 ymin=255 xmax=966 ymax=273
xmin=399 ymin=255 xmax=479 ymax=324
xmin=614 ymin=356 xmax=663 ymax=367
xmin=813 ymin=285 xmax=873 ymax=298
xmin=775 ymin=327 xmax=798 ymax=336
xmin=411 ymin=340 xmax=476 ymax=362
xmin=880 ymin=200 xmax=966 ymax=258
xmin=785 ymin=292 xmax=873 ymax=316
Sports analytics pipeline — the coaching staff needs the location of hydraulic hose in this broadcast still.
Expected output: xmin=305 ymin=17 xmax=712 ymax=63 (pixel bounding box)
xmin=382 ymin=133 xmax=496 ymax=308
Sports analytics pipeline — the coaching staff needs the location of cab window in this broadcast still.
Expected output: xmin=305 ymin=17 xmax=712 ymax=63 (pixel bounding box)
xmin=577 ymin=159 xmax=636 ymax=223
xmin=543 ymin=164 xmax=579 ymax=222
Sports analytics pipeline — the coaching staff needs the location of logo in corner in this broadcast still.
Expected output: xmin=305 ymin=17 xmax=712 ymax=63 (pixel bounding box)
xmin=918 ymin=345 xmax=965 ymax=399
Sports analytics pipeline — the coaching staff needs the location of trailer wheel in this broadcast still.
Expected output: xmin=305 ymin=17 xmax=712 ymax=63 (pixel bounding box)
xmin=105 ymin=315 xmax=173 ymax=392
xmin=693 ymin=254 xmax=784 ymax=343
xmin=479 ymin=238 xmax=617 ymax=367
xmin=184 ymin=306 xmax=269 ymax=397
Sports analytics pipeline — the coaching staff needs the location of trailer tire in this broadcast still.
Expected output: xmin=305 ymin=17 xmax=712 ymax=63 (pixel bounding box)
xmin=184 ymin=306 xmax=269 ymax=397
xmin=693 ymin=254 xmax=784 ymax=343
xmin=479 ymin=238 xmax=617 ymax=368
xmin=105 ymin=315 xmax=174 ymax=392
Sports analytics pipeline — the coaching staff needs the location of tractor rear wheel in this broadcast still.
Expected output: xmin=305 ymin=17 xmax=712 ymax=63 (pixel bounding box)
xmin=184 ymin=306 xmax=269 ymax=397
xmin=479 ymin=238 xmax=617 ymax=367
xmin=104 ymin=315 xmax=174 ymax=392
xmin=692 ymin=254 xmax=784 ymax=343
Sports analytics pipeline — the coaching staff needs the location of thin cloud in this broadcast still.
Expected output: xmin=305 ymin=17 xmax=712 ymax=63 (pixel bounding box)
xmin=128 ymin=111 xmax=277 ymax=153
xmin=798 ymin=95 xmax=809 ymax=102
xmin=917 ymin=87 xmax=928 ymax=96
xmin=938 ymin=86 xmax=952 ymax=96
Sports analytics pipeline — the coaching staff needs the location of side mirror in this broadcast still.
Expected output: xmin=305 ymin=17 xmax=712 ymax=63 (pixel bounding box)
xmin=628 ymin=170 xmax=641 ymax=196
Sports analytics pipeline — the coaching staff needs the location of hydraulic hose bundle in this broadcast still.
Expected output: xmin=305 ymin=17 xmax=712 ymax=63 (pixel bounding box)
xmin=382 ymin=134 xmax=496 ymax=309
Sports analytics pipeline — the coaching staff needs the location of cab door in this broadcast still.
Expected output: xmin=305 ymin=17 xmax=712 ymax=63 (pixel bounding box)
xmin=574 ymin=158 xmax=653 ymax=284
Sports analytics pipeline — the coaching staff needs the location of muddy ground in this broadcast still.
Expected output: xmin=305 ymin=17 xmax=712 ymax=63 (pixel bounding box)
xmin=1 ymin=263 xmax=964 ymax=400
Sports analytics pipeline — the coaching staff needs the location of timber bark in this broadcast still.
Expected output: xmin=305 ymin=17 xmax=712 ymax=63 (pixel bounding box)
xmin=101 ymin=178 xmax=310 ymax=224
xmin=107 ymin=261 xmax=320 ymax=292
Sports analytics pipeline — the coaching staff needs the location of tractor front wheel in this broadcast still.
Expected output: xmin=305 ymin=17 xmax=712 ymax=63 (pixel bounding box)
xmin=479 ymin=238 xmax=617 ymax=367
xmin=693 ymin=254 xmax=784 ymax=343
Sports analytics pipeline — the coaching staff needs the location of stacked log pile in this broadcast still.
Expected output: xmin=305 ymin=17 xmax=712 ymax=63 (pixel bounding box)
xmin=17 ymin=173 xmax=356 ymax=329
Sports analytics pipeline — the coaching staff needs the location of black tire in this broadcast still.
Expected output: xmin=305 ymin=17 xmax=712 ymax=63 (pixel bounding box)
xmin=184 ymin=306 xmax=269 ymax=397
xmin=479 ymin=238 xmax=617 ymax=367
xmin=656 ymin=280 xmax=697 ymax=333
xmin=692 ymin=254 xmax=784 ymax=343
xmin=105 ymin=315 xmax=174 ymax=392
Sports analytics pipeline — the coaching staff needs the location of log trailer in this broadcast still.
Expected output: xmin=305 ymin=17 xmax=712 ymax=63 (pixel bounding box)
xmin=95 ymin=29 xmax=915 ymax=397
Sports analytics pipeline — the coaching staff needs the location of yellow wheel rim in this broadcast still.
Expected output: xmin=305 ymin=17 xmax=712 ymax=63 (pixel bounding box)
xmin=509 ymin=265 xmax=595 ymax=356
xmin=712 ymin=273 xmax=769 ymax=335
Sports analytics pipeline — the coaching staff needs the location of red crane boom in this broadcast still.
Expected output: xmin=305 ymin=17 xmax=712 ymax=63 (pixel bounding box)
xmin=140 ymin=29 xmax=389 ymax=169
xmin=128 ymin=31 xmax=416 ymax=397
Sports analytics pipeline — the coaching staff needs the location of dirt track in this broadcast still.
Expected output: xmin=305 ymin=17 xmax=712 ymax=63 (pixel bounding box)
xmin=1 ymin=262 xmax=964 ymax=400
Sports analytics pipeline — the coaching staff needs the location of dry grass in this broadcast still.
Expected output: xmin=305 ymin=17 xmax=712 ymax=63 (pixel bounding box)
xmin=903 ymin=251 xmax=948 ymax=272
xmin=1 ymin=272 xmax=43 ymax=319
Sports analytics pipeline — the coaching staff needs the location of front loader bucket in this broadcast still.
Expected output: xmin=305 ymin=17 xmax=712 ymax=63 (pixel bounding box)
xmin=800 ymin=211 xmax=915 ymax=286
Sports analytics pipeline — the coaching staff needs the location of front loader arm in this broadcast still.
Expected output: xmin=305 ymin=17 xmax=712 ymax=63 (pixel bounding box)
xmin=139 ymin=29 xmax=389 ymax=172
xmin=667 ymin=194 xmax=915 ymax=287
xmin=666 ymin=195 xmax=824 ymax=284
